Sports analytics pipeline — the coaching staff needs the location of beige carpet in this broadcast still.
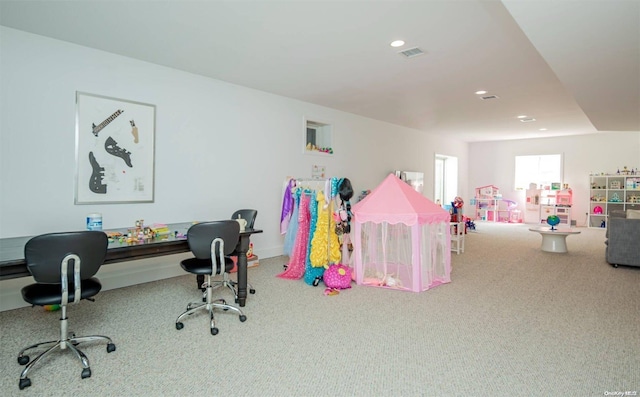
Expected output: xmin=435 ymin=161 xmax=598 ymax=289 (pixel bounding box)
xmin=0 ymin=222 xmax=638 ymax=396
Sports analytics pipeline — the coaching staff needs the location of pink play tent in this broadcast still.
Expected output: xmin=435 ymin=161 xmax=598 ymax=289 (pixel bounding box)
xmin=351 ymin=173 xmax=451 ymax=292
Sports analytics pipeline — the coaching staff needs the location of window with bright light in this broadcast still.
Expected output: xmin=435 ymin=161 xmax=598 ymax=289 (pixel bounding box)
xmin=435 ymin=154 xmax=458 ymax=205
xmin=514 ymin=154 xmax=563 ymax=190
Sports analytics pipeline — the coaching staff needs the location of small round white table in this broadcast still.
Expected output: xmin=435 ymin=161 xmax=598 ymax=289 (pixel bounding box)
xmin=529 ymin=227 xmax=581 ymax=253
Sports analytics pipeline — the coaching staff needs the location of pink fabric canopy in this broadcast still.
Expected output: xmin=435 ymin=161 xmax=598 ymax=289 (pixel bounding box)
xmin=352 ymin=173 xmax=450 ymax=225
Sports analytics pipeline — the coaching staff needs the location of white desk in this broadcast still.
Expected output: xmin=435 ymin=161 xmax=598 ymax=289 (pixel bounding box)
xmin=529 ymin=227 xmax=581 ymax=253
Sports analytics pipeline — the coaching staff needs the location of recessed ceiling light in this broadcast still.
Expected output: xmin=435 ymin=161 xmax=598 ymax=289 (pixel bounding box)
xmin=390 ymin=40 xmax=405 ymax=48
xmin=475 ymin=90 xmax=487 ymax=95
xmin=517 ymin=115 xmax=527 ymax=119
xmin=539 ymin=128 xmax=548 ymax=131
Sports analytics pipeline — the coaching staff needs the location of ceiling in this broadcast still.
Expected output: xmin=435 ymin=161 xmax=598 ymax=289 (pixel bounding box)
xmin=1 ymin=0 xmax=638 ymax=142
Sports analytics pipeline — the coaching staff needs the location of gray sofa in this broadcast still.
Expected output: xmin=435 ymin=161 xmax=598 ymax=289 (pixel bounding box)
xmin=605 ymin=210 xmax=640 ymax=268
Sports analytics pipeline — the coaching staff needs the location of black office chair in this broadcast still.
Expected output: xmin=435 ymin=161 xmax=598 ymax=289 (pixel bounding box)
xmin=196 ymin=210 xmax=258 ymax=301
xmin=231 ymin=209 xmax=258 ymax=229
xmin=176 ymin=221 xmax=247 ymax=335
xmin=17 ymin=231 xmax=116 ymax=390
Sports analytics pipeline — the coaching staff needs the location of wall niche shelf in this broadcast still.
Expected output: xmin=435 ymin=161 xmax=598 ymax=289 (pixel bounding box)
xmin=304 ymin=118 xmax=333 ymax=156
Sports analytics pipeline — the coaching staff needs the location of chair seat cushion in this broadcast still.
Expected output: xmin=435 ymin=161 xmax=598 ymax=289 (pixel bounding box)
xmin=21 ymin=277 xmax=102 ymax=306
xmin=180 ymin=257 xmax=235 ymax=275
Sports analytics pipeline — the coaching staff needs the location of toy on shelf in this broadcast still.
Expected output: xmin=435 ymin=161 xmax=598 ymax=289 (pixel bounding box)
xmin=609 ymin=193 xmax=622 ymax=203
xmin=305 ymin=142 xmax=333 ymax=154
xmin=450 ymin=196 xmax=464 ymax=222
xmin=617 ymin=166 xmax=638 ymax=175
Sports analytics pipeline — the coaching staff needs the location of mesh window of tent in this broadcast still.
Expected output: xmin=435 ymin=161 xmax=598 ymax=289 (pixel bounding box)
xmin=352 ymin=173 xmax=451 ymax=292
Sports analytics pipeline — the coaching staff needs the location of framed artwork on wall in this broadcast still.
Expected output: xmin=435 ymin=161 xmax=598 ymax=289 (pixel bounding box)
xmin=75 ymin=92 xmax=156 ymax=204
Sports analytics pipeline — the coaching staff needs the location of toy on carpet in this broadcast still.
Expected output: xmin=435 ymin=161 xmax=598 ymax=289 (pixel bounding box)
xmin=324 ymin=288 xmax=340 ymax=296
xmin=465 ymin=217 xmax=476 ymax=231
xmin=44 ymin=304 xmax=60 ymax=311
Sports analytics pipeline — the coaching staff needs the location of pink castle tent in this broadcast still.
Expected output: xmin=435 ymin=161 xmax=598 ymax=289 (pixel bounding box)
xmin=352 ymin=173 xmax=451 ymax=292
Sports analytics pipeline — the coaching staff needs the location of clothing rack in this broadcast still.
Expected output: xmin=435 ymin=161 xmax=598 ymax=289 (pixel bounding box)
xmin=281 ymin=177 xmax=344 ymax=276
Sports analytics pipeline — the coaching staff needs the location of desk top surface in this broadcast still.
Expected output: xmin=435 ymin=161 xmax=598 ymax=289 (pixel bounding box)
xmin=0 ymin=222 xmax=262 ymax=264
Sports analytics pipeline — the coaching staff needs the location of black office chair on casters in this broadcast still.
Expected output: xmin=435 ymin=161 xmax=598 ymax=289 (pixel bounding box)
xmin=195 ymin=209 xmax=258 ymax=301
xmin=176 ymin=221 xmax=247 ymax=335
xmin=17 ymin=231 xmax=116 ymax=390
xmin=231 ymin=209 xmax=258 ymax=230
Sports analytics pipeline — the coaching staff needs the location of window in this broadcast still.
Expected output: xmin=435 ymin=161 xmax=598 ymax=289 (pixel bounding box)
xmin=514 ymin=154 xmax=563 ymax=190
xmin=435 ymin=154 xmax=458 ymax=206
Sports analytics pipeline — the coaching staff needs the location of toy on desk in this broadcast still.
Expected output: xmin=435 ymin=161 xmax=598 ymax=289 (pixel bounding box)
xmin=125 ymin=219 xmax=158 ymax=242
xmin=106 ymin=231 xmax=123 ymax=243
xmin=151 ymin=223 xmax=170 ymax=236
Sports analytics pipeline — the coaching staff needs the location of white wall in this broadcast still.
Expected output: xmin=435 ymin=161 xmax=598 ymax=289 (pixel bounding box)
xmin=468 ymin=132 xmax=640 ymax=226
xmin=0 ymin=27 xmax=468 ymax=309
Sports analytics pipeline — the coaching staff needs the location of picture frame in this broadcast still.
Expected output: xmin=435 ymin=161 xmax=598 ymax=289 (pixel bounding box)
xmin=75 ymin=92 xmax=156 ymax=204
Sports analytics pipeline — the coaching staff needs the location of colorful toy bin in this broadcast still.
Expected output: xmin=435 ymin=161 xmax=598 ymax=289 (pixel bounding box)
xmin=352 ymin=173 xmax=451 ymax=292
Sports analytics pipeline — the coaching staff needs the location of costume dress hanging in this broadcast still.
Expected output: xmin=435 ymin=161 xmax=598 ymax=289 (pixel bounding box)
xmin=309 ymin=191 xmax=341 ymax=268
xmin=277 ymin=193 xmax=310 ymax=279
xmin=304 ymin=191 xmax=325 ymax=285
xmin=280 ymin=178 xmax=296 ymax=234
xmin=283 ymin=190 xmax=300 ymax=257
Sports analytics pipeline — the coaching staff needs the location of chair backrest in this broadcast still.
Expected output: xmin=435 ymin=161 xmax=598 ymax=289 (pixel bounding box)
xmin=231 ymin=209 xmax=258 ymax=229
xmin=187 ymin=221 xmax=240 ymax=260
xmin=24 ymin=231 xmax=108 ymax=284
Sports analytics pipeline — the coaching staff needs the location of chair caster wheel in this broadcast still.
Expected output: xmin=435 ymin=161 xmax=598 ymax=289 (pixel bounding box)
xmin=107 ymin=343 xmax=116 ymax=353
xmin=211 ymin=327 xmax=219 ymax=335
xmin=239 ymin=315 xmax=247 ymax=322
xmin=19 ymin=377 xmax=31 ymax=390
xmin=250 ymin=289 xmax=256 ymax=294
xmin=176 ymin=322 xmax=184 ymax=330
xmin=81 ymin=368 xmax=91 ymax=379
xmin=18 ymin=355 xmax=29 ymax=365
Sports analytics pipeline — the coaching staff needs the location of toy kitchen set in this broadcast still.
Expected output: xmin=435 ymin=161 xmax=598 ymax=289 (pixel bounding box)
xmin=525 ymin=183 xmax=573 ymax=226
